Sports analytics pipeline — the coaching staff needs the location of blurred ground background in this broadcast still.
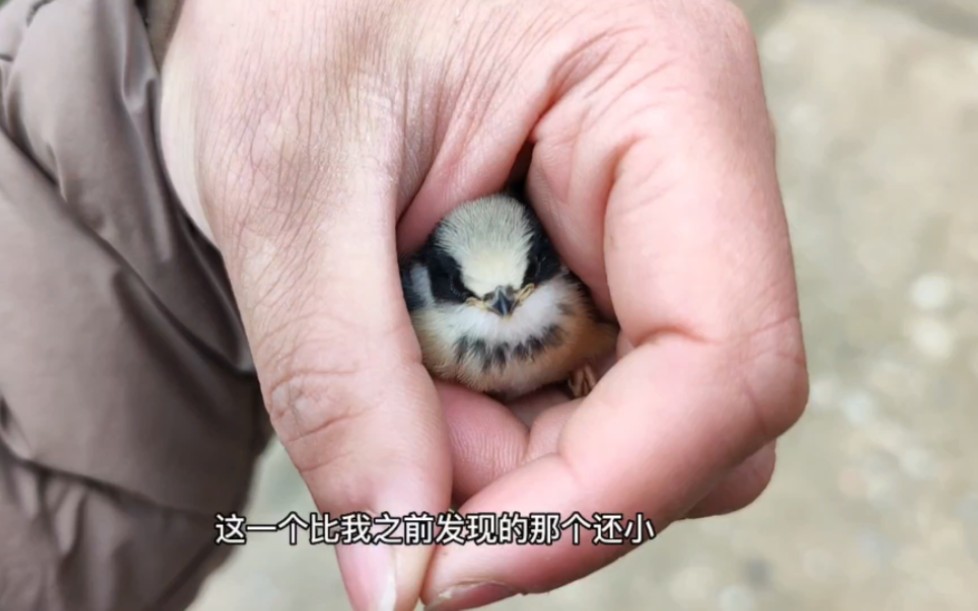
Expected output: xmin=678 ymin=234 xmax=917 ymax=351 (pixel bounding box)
xmin=189 ymin=0 xmax=978 ymax=609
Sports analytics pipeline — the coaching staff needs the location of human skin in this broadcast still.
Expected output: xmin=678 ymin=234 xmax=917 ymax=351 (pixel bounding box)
xmin=159 ymin=0 xmax=809 ymax=609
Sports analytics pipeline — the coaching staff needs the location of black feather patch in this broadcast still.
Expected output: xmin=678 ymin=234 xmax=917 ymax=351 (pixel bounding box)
xmin=450 ymin=324 xmax=568 ymax=371
xmin=400 ymin=264 xmax=425 ymax=312
xmin=565 ymin=270 xmax=605 ymax=323
xmin=521 ymin=206 xmax=563 ymax=287
xmin=471 ymin=339 xmax=488 ymax=365
xmin=492 ymin=343 xmax=508 ymax=370
xmin=400 ymin=227 xmax=475 ymax=307
xmin=454 ymin=337 xmax=471 ymax=361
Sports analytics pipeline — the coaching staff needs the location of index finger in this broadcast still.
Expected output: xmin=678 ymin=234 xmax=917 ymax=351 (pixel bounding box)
xmin=422 ymin=8 xmax=808 ymax=608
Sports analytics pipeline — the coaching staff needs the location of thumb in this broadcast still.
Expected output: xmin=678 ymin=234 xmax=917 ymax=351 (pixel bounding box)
xmin=161 ymin=53 xmax=452 ymax=611
xmin=250 ymin=191 xmax=451 ymax=611
xmin=226 ymin=178 xmax=451 ymax=611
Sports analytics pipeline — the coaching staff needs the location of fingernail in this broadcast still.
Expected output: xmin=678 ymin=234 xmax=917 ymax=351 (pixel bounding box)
xmin=426 ymin=582 xmax=515 ymax=611
xmin=337 ymin=543 xmax=398 ymax=611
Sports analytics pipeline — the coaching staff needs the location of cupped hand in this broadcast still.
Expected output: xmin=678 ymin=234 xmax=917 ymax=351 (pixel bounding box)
xmin=160 ymin=0 xmax=808 ymax=610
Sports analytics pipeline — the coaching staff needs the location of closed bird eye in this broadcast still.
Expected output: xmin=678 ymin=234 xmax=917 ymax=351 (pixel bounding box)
xmin=450 ymin=273 xmax=470 ymax=300
xmin=426 ymin=247 xmax=474 ymax=304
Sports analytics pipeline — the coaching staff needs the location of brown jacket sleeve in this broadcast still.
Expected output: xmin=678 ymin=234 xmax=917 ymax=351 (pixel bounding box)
xmin=0 ymin=0 xmax=269 ymax=608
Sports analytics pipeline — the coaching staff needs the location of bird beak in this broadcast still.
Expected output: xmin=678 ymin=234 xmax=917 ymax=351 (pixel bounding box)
xmin=487 ymin=286 xmax=517 ymax=317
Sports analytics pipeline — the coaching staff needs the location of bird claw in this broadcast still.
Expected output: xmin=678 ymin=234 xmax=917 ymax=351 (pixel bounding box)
xmin=568 ymin=364 xmax=598 ymax=398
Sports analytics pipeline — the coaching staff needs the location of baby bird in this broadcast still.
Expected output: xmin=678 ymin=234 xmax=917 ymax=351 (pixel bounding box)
xmin=400 ymin=193 xmax=618 ymax=400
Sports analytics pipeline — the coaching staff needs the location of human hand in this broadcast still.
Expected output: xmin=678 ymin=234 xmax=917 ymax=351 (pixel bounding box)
xmin=159 ymin=0 xmax=808 ymax=609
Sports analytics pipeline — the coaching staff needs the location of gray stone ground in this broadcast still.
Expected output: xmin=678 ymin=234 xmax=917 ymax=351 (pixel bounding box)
xmin=189 ymin=1 xmax=978 ymax=609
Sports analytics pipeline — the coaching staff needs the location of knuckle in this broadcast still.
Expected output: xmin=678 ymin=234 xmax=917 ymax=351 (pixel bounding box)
xmin=734 ymin=315 xmax=810 ymax=440
xmin=254 ymin=311 xmax=422 ymax=484
xmin=263 ymin=338 xmax=366 ymax=437
xmin=552 ymin=0 xmax=767 ymax=129
xmin=266 ymin=367 xmax=371 ymax=480
xmin=711 ymin=3 xmax=764 ymax=79
xmin=648 ymin=0 xmax=763 ymax=96
xmin=258 ymin=312 xmax=419 ymax=441
xmin=713 ymin=0 xmax=756 ymax=47
xmin=678 ymin=0 xmax=757 ymax=60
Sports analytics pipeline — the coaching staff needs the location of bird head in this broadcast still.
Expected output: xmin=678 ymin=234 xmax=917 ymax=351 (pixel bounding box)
xmin=421 ymin=194 xmax=563 ymax=318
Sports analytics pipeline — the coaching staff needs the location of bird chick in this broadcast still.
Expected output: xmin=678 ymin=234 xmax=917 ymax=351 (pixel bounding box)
xmin=400 ymin=193 xmax=618 ymax=400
